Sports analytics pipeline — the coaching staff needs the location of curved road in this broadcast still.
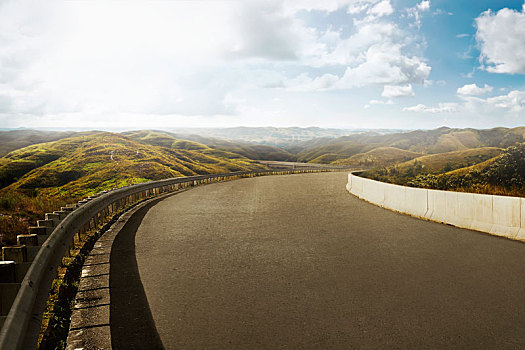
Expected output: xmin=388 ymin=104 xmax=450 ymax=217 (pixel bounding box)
xmin=110 ymin=172 xmax=525 ymax=349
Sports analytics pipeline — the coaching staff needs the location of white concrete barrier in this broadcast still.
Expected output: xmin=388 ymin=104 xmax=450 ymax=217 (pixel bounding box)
xmin=491 ymin=195 xmax=521 ymax=238
xmin=453 ymin=192 xmax=475 ymax=229
xmin=383 ymin=182 xmax=406 ymax=212
xmin=425 ymin=189 xmax=446 ymax=223
xmin=347 ymin=173 xmax=525 ymax=242
xmin=444 ymin=191 xmax=460 ymax=227
xmin=518 ymin=198 xmax=525 ymax=241
xmin=350 ymin=174 xmax=363 ymax=198
xmin=361 ymin=177 xmax=385 ymax=206
xmin=469 ymin=193 xmax=493 ymax=233
xmin=404 ymin=186 xmax=427 ymax=218
xmin=346 ymin=175 xmax=351 ymax=192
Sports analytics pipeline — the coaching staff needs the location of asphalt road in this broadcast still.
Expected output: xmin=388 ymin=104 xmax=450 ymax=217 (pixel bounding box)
xmin=110 ymin=172 xmax=525 ymax=349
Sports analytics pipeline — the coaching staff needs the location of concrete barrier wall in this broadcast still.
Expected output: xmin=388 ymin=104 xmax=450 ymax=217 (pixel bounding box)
xmin=519 ymin=198 xmax=525 ymax=240
xmin=491 ymin=195 xmax=521 ymax=239
xmin=347 ymin=173 xmax=525 ymax=242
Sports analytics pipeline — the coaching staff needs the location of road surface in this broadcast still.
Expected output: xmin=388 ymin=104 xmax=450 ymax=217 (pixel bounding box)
xmin=110 ymin=172 xmax=525 ymax=349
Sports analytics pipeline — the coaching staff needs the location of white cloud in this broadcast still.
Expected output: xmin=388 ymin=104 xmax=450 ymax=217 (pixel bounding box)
xmin=433 ymin=8 xmax=452 ymax=16
xmin=416 ymin=1 xmax=431 ymax=12
xmin=279 ymin=7 xmax=431 ymax=92
xmin=0 ymin=0 xmax=432 ymax=127
xmin=286 ymin=73 xmax=340 ymax=91
xmin=0 ymin=0 xmax=247 ymax=118
xmin=348 ymin=3 xmax=369 ymax=14
xmin=404 ymin=90 xmax=525 ymax=114
xmin=382 ymin=84 xmax=414 ymax=98
xmin=368 ymin=0 xmax=394 ymax=17
xmin=403 ymin=103 xmax=459 ymax=113
xmin=406 ymin=1 xmax=431 ymax=28
xmin=370 ymin=99 xmax=394 ymax=105
xmin=310 ymin=22 xmax=398 ymax=67
xmin=290 ymin=40 xmax=430 ymax=91
xmin=228 ymin=2 xmax=311 ymax=60
xmin=337 ymin=43 xmax=430 ymax=87
xmin=424 ymin=79 xmax=446 ymax=86
xmin=485 ymin=90 xmax=525 ymax=112
xmin=283 ymin=0 xmax=359 ymax=13
xmin=475 ymin=5 xmax=525 ymax=74
xmin=346 ymin=0 xmax=386 ymax=15
xmin=456 ymin=33 xmax=469 ymax=38
xmin=364 ymin=99 xmax=394 ymax=108
xmin=457 ymin=83 xmax=493 ymax=96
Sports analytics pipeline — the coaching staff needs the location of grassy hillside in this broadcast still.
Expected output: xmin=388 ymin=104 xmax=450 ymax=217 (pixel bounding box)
xmin=361 ymin=147 xmax=503 ymax=185
xmin=398 ymin=144 xmax=525 ymax=197
xmin=123 ymin=130 xmax=294 ymax=161
xmin=290 ymin=127 xmax=525 ymax=163
xmin=1 ymin=132 xmax=266 ymax=197
xmin=295 ymin=141 xmax=376 ymax=163
xmin=333 ymin=147 xmax=422 ymax=167
xmin=0 ymin=132 xmax=266 ymax=245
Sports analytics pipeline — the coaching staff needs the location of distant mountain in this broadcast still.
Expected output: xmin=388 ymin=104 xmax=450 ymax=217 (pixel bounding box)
xmin=123 ymin=130 xmax=294 ymax=161
xmin=168 ymin=127 xmax=404 ymax=147
xmin=0 ymin=130 xmax=83 ymax=157
xmin=3 ymin=126 xmax=525 ymax=168
xmin=291 ymin=127 xmax=525 ymax=163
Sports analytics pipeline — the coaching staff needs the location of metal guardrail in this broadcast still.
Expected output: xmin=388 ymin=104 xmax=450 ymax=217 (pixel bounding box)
xmin=0 ymin=168 xmax=341 ymax=349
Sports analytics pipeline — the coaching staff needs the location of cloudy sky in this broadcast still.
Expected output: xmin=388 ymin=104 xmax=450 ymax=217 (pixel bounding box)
xmin=0 ymin=0 xmax=524 ymax=130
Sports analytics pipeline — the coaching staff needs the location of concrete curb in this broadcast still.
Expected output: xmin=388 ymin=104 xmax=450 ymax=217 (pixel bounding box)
xmin=65 ymin=190 xmax=182 ymax=349
xmin=347 ymin=173 xmax=525 ymax=243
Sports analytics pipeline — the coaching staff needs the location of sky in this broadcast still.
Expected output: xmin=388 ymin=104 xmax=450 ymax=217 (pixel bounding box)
xmin=0 ymin=0 xmax=524 ymax=130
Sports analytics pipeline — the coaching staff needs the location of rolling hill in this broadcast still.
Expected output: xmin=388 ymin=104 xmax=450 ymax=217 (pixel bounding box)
xmin=333 ymin=147 xmax=422 ymax=168
xmin=361 ymin=147 xmax=505 ymax=186
xmin=290 ymin=127 xmax=525 ymax=163
xmin=378 ymin=143 xmax=525 ymax=198
xmin=0 ymin=130 xmax=81 ymax=157
xmin=123 ymin=130 xmax=293 ymax=161
xmin=0 ymin=132 xmax=266 ymax=198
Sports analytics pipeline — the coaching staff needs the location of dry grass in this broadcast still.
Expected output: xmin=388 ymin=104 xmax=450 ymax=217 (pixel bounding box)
xmin=333 ymin=147 xmax=422 ymax=167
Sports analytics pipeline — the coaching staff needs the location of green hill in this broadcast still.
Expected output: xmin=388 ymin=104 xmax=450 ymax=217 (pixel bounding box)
xmin=0 ymin=132 xmax=265 ymax=198
xmin=361 ymin=147 xmax=504 ymax=185
xmin=399 ymin=143 xmax=525 ymax=197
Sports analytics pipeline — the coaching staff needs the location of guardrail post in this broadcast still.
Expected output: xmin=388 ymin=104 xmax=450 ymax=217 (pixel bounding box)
xmin=29 ymin=226 xmax=48 ymax=236
xmin=53 ymin=211 xmax=68 ymax=220
xmin=61 ymin=207 xmax=74 ymax=213
xmin=2 ymin=246 xmax=27 ymax=263
xmin=0 ymin=261 xmax=16 ymax=283
xmin=16 ymin=234 xmax=38 ymax=247
xmin=45 ymin=213 xmax=61 ymax=227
